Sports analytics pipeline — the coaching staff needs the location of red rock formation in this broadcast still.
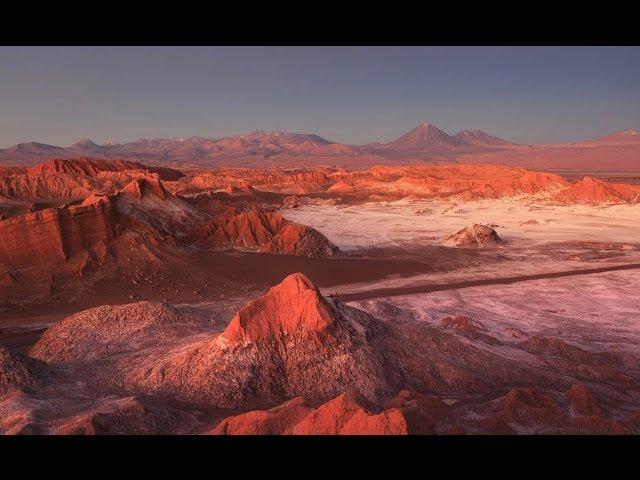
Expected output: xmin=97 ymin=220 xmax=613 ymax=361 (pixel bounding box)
xmin=222 ymin=273 xmax=335 ymax=344
xmin=210 ymin=397 xmax=313 ymax=435
xmin=290 ymin=392 xmax=408 ymax=435
xmin=170 ymin=164 xmax=569 ymax=201
xmin=520 ymin=335 xmax=599 ymax=364
xmin=438 ymin=315 xmax=501 ymax=345
xmin=191 ymin=209 xmax=339 ymax=257
xmin=331 ymin=164 xmax=568 ymax=199
xmin=0 ymin=195 xmax=119 ymax=266
xmin=567 ymin=383 xmax=602 ymax=416
xmin=26 ymin=157 xmax=184 ymax=181
xmin=0 ymin=157 xmax=183 ymax=200
xmin=444 ymin=224 xmax=503 ymax=247
xmin=384 ymin=390 xmax=458 ymax=434
xmin=113 ymin=272 xmax=567 ymax=411
xmin=211 ymin=383 xmax=635 ymax=435
xmin=565 ymin=384 xmax=631 ymax=434
xmin=555 ymin=176 xmax=640 ymax=204
xmin=120 ymin=273 xmax=399 ymax=409
xmin=0 ymin=165 xmax=340 ymax=312
xmin=27 ymin=158 xmax=145 ymax=177
xmin=440 ymin=315 xmax=487 ymax=334
xmin=118 ymin=176 xmax=168 ymax=200
xmin=486 ymin=388 xmax=566 ymax=432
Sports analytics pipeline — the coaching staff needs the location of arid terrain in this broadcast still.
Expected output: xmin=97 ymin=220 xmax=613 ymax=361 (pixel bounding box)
xmin=1 ymin=155 xmax=639 ymax=435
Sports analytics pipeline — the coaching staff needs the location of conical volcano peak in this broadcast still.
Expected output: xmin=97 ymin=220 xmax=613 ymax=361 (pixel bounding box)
xmin=72 ymin=138 xmax=101 ymax=148
xmin=384 ymin=122 xmax=464 ymax=151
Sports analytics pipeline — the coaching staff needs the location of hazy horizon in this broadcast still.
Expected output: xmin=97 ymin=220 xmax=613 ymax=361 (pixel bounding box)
xmin=1 ymin=46 xmax=639 ymax=148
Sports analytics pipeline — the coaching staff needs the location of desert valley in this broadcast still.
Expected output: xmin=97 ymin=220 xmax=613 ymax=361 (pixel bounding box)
xmin=1 ymin=121 xmax=639 ymax=435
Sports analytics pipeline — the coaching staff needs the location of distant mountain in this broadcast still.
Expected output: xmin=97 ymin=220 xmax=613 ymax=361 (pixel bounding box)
xmin=453 ymin=129 xmax=518 ymax=147
xmin=380 ymin=122 xmax=465 ymax=152
xmin=69 ymin=138 xmax=103 ymax=150
xmin=583 ymin=129 xmax=640 ymax=146
xmin=0 ymin=124 xmax=638 ymax=171
xmin=3 ymin=142 xmax=66 ymax=158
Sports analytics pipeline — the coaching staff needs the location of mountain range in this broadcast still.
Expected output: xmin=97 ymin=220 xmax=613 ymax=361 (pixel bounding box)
xmin=1 ymin=122 xmax=639 ymax=171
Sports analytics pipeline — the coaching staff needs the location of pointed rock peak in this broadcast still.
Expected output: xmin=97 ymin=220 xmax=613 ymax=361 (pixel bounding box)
xmin=120 ymin=175 xmax=168 ymax=200
xmin=221 ymin=273 xmax=337 ymax=345
xmin=575 ymin=176 xmax=615 ymax=189
xmin=412 ymin=121 xmax=443 ymax=133
xmin=499 ymin=387 xmax=562 ymax=414
xmin=278 ymin=272 xmax=323 ymax=295
xmin=290 ymin=391 xmax=408 ymax=435
xmin=444 ymin=224 xmax=503 ymax=247
xmin=567 ymin=383 xmax=602 ymax=416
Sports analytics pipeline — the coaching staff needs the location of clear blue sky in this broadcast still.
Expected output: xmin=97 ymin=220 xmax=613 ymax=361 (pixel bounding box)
xmin=1 ymin=46 xmax=638 ymax=148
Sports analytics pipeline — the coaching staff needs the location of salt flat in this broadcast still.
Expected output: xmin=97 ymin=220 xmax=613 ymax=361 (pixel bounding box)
xmin=281 ymin=197 xmax=640 ymax=250
xmin=281 ymin=197 xmax=640 ymax=300
xmin=351 ymin=269 xmax=640 ymax=356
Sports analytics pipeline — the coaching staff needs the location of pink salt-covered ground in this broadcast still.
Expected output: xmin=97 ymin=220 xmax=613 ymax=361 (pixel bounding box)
xmin=350 ymin=269 xmax=640 ymax=357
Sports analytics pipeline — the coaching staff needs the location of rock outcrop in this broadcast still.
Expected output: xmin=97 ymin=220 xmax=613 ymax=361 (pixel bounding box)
xmin=172 ymin=164 xmax=569 ymax=201
xmin=444 ymin=224 xmax=503 ymax=247
xmin=209 ymin=397 xmax=314 ymax=435
xmin=49 ymin=396 xmax=200 ymax=435
xmin=190 ymin=210 xmax=339 ymax=257
xmin=481 ymin=387 xmax=566 ymax=434
xmin=30 ymin=302 xmax=212 ymax=363
xmin=554 ymin=176 xmax=640 ymax=204
xmin=0 ymin=195 xmax=118 ymax=266
xmin=211 ymin=392 xmax=408 ymax=435
xmin=1 ymin=168 xmax=336 ymax=271
xmin=211 ymin=389 xmax=464 ymax=435
xmin=125 ymin=273 xmax=397 ymax=409
xmin=567 ymin=383 xmax=602 ymax=416
xmin=221 ymin=273 xmax=336 ymax=344
xmin=0 ymin=348 xmax=48 ymax=395
xmin=384 ymin=390 xmax=460 ymax=435
xmin=289 ymin=392 xmax=408 ymax=435
xmin=0 ymin=157 xmax=183 ymax=200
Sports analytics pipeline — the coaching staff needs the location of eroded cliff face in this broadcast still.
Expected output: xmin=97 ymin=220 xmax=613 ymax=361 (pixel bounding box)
xmin=554 ymin=176 xmax=640 ymax=204
xmin=0 ymin=196 xmax=119 ymax=266
xmin=0 ymin=161 xmax=338 ymax=271
xmin=168 ymin=164 xmax=571 ymax=201
xmin=0 ymin=157 xmax=184 ymax=201
xmin=189 ymin=209 xmax=339 ymax=257
xmin=0 ymin=159 xmax=343 ymax=310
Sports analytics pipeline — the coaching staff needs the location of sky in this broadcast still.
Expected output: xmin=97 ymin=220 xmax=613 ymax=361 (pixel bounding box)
xmin=0 ymin=46 xmax=639 ymax=148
